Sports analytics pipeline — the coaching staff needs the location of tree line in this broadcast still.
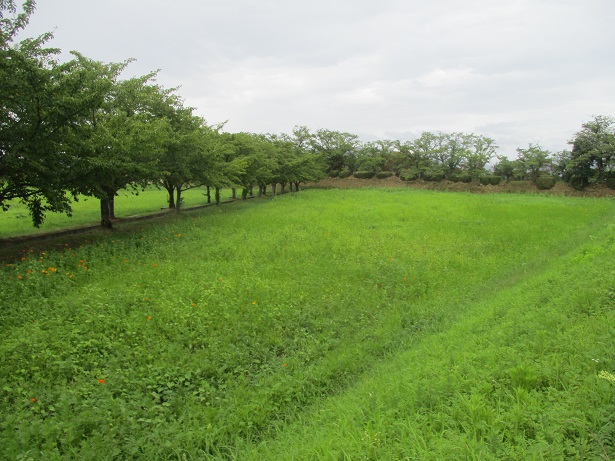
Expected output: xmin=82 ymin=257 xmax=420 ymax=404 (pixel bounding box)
xmin=2 ymin=1 xmax=614 ymax=228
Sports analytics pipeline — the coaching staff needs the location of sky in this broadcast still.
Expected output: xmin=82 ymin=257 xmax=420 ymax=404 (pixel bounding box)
xmin=20 ymin=0 xmax=615 ymax=157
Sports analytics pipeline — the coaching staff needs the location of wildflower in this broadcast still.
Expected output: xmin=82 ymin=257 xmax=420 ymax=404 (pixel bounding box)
xmin=30 ymin=398 xmax=36 ymax=403
xmin=152 ymin=263 xmax=157 ymax=267
xmin=27 ymin=270 xmax=32 ymax=274
xmin=192 ymin=303 xmax=197 ymax=307
xmin=17 ymin=275 xmax=23 ymax=280
xmin=147 ymin=315 xmax=152 ymax=321
xmin=123 ymin=259 xmax=129 ymax=263
xmin=98 ymin=379 xmax=105 ymax=385
xmin=252 ymin=301 xmax=257 ymax=305
xmin=283 ymin=363 xmax=287 ymax=367
xmin=48 ymin=267 xmax=57 ymax=272
xmin=145 ymin=297 xmax=150 ymax=301
xmin=79 ymin=259 xmax=85 ymax=264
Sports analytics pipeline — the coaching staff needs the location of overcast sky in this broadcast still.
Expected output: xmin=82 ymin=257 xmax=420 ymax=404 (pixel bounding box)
xmin=22 ymin=0 xmax=615 ymax=156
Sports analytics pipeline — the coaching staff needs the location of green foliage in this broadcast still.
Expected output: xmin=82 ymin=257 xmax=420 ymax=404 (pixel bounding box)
xmin=353 ymin=171 xmax=375 ymax=179
xmin=375 ymin=171 xmax=394 ymax=179
xmin=535 ymin=175 xmax=556 ymax=190
xmin=422 ymin=170 xmax=445 ymax=182
xmin=570 ymin=175 xmax=589 ymax=191
xmin=399 ymin=168 xmax=420 ymax=181
xmin=606 ymin=177 xmax=615 ymax=190
xmin=1 ymin=189 xmax=614 ymax=459
xmin=479 ymin=175 xmax=502 ymax=185
xmin=449 ymin=172 xmax=473 ymax=183
xmin=329 ymin=170 xmax=340 ymax=178
xmin=338 ymin=168 xmax=352 ymax=179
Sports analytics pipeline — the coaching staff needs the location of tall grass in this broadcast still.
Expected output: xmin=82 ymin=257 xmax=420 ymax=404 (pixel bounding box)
xmin=0 ymin=189 xmax=613 ymax=460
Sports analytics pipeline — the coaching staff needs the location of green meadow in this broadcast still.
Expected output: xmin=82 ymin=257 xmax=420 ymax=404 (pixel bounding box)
xmin=0 ymin=188 xmax=614 ymax=460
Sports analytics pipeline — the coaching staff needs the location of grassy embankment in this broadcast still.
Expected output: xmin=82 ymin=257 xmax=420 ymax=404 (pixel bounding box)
xmin=0 ymin=188 xmax=613 ymax=460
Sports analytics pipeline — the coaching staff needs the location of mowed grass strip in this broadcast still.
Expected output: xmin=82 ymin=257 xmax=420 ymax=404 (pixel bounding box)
xmin=0 ymin=186 xmax=233 ymax=238
xmin=0 ymin=189 xmax=613 ymax=460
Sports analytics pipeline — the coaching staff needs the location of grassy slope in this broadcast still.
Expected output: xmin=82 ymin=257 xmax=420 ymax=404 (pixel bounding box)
xmin=0 ymin=189 xmax=613 ymax=460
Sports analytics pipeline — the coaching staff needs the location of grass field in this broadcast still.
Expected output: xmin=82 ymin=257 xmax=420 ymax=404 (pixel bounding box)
xmin=0 ymin=188 xmax=614 ymax=460
xmin=0 ymin=186 xmax=234 ymax=239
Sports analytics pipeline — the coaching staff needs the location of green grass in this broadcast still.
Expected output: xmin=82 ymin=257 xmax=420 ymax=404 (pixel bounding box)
xmin=0 ymin=188 xmax=614 ymax=460
xmin=0 ymin=186 xmax=234 ymax=238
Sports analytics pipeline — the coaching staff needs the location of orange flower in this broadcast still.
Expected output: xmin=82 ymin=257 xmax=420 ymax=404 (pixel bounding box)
xmin=147 ymin=315 xmax=152 ymax=321
xmin=98 ymin=379 xmax=105 ymax=384
xmin=30 ymin=397 xmax=36 ymax=403
xmin=17 ymin=275 xmax=23 ymax=280
xmin=283 ymin=363 xmax=287 ymax=367
xmin=192 ymin=303 xmax=197 ymax=307
xmin=152 ymin=263 xmax=157 ymax=267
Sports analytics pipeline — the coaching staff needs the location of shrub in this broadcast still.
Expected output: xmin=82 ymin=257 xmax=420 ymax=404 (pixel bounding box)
xmin=422 ymin=171 xmax=445 ymax=182
xmin=399 ymin=169 xmax=419 ymax=181
xmin=535 ymin=175 xmax=556 ymax=190
xmin=376 ymin=171 xmax=394 ymax=179
xmin=338 ymin=168 xmax=352 ymax=179
xmin=353 ymin=171 xmax=375 ymax=179
xmin=478 ymin=175 xmax=502 ymax=186
xmin=606 ymin=177 xmax=615 ymax=190
xmin=329 ymin=170 xmax=340 ymax=178
xmin=450 ymin=173 xmax=473 ymax=183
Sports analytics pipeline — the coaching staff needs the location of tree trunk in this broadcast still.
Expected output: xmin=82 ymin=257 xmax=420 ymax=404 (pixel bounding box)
xmin=231 ymin=188 xmax=236 ymax=199
xmin=215 ymin=187 xmax=220 ymax=204
xmin=175 ymin=187 xmax=182 ymax=212
xmin=165 ymin=184 xmax=176 ymax=209
xmin=271 ymin=183 xmax=277 ymax=197
xmin=242 ymin=188 xmax=248 ymax=200
xmin=206 ymin=186 xmax=211 ymax=204
xmin=249 ymin=184 xmax=254 ymax=197
xmin=108 ymin=191 xmax=116 ymax=219
xmin=100 ymin=197 xmax=112 ymax=229
xmin=294 ymin=181 xmax=300 ymax=191
xmin=281 ymin=182 xmax=286 ymax=193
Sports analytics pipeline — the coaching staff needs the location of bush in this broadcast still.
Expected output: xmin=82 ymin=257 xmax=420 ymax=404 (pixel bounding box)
xmin=353 ymin=171 xmax=375 ymax=179
xmin=422 ymin=171 xmax=445 ymax=182
xmin=535 ymin=175 xmax=556 ymax=190
xmin=338 ymin=168 xmax=352 ymax=179
xmin=606 ymin=177 xmax=615 ymax=190
xmin=375 ymin=171 xmax=394 ymax=179
xmin=478 ymin=175 xmax=502 ymax=186
xmin=329 ymin=170 xmax=340 ymax=178
xmin=399 ymin=169 xmax=419 ymax=181
xmin=450 ymin=173 xmax=473 ymax=183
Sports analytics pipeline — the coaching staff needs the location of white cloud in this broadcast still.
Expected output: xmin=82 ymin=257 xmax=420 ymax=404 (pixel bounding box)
xmin=20 ymin=0 xmax=615 ymax=154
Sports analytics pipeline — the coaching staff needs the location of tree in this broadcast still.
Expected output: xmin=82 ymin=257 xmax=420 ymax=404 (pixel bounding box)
xmin=493 ymin=155 xmax=515 ymax=182
xmin=568 ymin=115 xmax=615 ymax=186
xmin=311 ymin=129 xmax=359 ymax=173
xmin=73 ymin=72 xmax=170 ymax=227
xmin=462 ymin=134 xmax=497 ymax=178
xmin=1 ymin=16 xmax=118 ymax=225
xmin=515 ymin=144 xmax=553 ymax=183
